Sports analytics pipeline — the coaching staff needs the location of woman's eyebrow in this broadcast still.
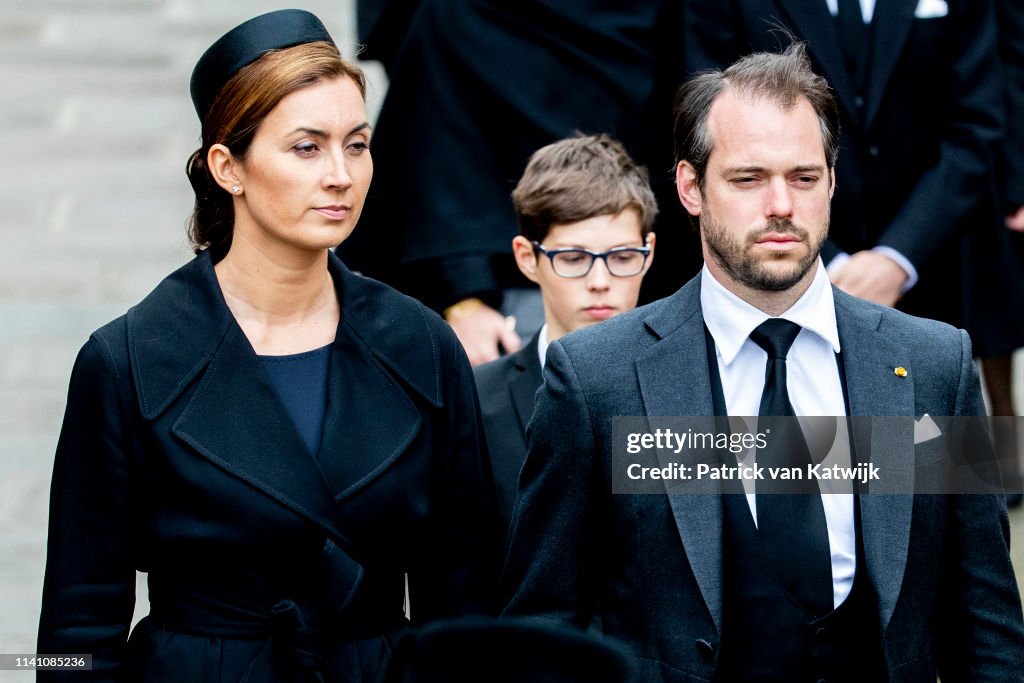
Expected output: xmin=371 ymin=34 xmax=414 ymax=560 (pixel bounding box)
xmin=285 ymin=122 xmax=371 ymax=138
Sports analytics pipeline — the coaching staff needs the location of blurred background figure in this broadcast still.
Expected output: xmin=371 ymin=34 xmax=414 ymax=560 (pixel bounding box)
xmin=1005 ymin=0 xmax=1024 ymax=237
xmin=993 ymin=0 xmax=1024 ymax=506
xmin=342 ymin=0 xmax=693 ymax=365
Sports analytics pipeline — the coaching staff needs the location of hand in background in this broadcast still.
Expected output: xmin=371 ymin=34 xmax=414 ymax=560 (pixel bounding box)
xmin=445 ymin=298 xmax=522 ymax=366
xmin=1006 ymin=206 xmax=1024 ymax=232
xmin=829 ymin=250 xmax=908 ymax=307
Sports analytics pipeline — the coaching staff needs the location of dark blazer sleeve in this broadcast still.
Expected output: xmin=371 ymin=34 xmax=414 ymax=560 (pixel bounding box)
xmin=408 ymin=329 xmax=502 ymax=621
xmin=935 ymin=329 xmax=1024 ymax=679
xmin=38 ymin=333 xmax=137 ymax=681
xmin=1001 ymin=0 xmax=1024 ymax=208
xmin=404 ymin=253 xmax=504 ymax=313
xmin=874 ymin=1 xmax=1002 ymax=269
xmin=500 ymin=340 xmax=601 ymax=628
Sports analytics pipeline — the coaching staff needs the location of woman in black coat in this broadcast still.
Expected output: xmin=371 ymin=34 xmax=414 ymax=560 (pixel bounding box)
xmin=37 ymin=10 xmax=499 ymax=681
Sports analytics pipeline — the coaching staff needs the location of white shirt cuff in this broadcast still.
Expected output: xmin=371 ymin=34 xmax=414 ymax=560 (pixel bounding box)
xmin=826 ymin=252 xmax=850 ymax=276
xmin=825 ymin=249 xmax=917 ymax=294
xmin=871 ymin=246 xmax=918 ymax=293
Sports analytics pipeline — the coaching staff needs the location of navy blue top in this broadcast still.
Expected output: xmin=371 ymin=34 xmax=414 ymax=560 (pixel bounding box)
xmin=259 ymin=343 xmax=331 ymax=456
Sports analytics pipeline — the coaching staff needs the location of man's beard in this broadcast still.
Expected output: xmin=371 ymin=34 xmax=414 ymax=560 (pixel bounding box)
xmin=702 ymin=210 xmax=826 ymax=292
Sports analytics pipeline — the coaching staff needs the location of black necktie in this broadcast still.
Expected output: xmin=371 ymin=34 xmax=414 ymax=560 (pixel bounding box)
xmin=836 ymin=0 xmax=867 ymax=83
xmin=750 ymin=318 xmax=833 ymax=616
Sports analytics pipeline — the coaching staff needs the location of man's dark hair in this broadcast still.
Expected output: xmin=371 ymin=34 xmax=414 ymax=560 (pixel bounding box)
xmin=672 ymin=42 xmax=840 ymax=190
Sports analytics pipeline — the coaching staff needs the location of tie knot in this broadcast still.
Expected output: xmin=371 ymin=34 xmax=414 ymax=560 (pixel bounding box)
xmin=750 ymin=318 xmax=802 ymax=359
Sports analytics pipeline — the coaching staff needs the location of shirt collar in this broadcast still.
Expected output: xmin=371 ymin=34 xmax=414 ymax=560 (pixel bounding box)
xmin=537 ymin=324 xmax=549 ymax=370
xmin=700 ymin=259 xmax=841 ymax=366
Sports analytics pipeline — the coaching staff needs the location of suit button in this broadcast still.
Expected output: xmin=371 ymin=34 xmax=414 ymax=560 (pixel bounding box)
xmin=695 ymin=638 xmax=716 ymax=660
xmin=854 ymin=95 xmax=865 ymax=108
xmin=868 ymin=145 xmax=880 ymax=157
xmin=815 ymin=626 xmax=827 ymax=639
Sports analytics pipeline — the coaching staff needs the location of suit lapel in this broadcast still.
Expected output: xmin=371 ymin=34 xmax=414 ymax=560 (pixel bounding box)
xmin=636 ymin=278 xmax=724 ymax=633
xmin=509 ymin=333 xmax=543 ymax=435
xmin=776 ymin=0 xmax=862 ymax=125
xmin=864 ymin=0 xmax=917 ymax=127
xmin=834 ymin=290 xmax=915 ymax=633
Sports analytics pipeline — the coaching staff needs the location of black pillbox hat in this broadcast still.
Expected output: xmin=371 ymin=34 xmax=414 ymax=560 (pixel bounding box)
xmin=190 ymin=9 xmax=335 ymax=122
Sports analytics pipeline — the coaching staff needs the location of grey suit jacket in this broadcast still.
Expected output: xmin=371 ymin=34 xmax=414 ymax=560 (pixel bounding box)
xmin=501 ymin=275 xmax=1024 ymax=682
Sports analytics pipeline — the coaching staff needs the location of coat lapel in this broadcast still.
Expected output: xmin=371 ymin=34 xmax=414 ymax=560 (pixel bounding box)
xmin=127 ymin=253 xmax=350 ymax=546
xmin=635 ymin=277 xmax=724 ymax=633
xmin=127 ymin=251 xmax=234 ymax=421
xmin=776 ymin=0 xmax=862 ymax=126
xmin=171 ymin=322 xmax=348 ymax=540
xmin=833 ymin=289 xmax=915 ymax=633
xmin=129 ymin=252 xmax=442 ymax=548
xmin=310 ymin=253 xmax=441 ymax=502
xmin=509 ymin=333 xmax=543 ymax=435
xmin=863 ymin=0 xmax=918 ymax=127
xmin=314 ymin=323 xmax=424 ymax=502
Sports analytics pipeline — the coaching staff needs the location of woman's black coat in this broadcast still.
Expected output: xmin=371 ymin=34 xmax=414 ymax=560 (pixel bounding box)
xmin=37 ymin=251 xmax=500 ymax=681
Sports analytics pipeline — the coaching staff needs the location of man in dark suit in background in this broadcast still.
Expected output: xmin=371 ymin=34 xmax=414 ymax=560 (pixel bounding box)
xmin=501 ymin=45 xmax=1024 ymax=681
xmin=683 ymin=0 xmax=1024 ymax=354
xmin=989 ymin=0 xmax=1024 ymax=507
xmin=474 ymin=134 xmax=657 ymax=531
xmin=1002 ymin=0 xmax=1024 ymax=236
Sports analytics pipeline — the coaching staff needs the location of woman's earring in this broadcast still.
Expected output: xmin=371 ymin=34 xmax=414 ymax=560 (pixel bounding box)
xmin=231 ymin=185 xmax=241 ymax=194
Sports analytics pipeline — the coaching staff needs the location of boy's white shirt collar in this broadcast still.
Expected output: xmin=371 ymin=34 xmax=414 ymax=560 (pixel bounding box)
xmin=537 ymin=324 xmax=549 ymax=370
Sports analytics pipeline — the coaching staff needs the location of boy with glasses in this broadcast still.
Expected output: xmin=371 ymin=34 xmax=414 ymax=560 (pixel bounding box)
xmin=474 ymin=133 xmax=657 ymax=531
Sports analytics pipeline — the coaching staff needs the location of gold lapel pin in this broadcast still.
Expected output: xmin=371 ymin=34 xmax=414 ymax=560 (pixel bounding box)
xmin=894 ymin=366 xmax=908 ymax=378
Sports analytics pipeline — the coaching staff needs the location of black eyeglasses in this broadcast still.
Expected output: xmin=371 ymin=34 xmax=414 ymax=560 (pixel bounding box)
xmin=531 ymin=241 xmax=651 ymax=278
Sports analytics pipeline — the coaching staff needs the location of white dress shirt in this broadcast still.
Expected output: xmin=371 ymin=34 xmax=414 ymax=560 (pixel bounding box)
xmin=825 ymin=0 xmax=875 ymax=22
xmin=701 ymin=261 xmax=856 ymax=608
xmin=537 ymin=324 xmax=550 ymax=370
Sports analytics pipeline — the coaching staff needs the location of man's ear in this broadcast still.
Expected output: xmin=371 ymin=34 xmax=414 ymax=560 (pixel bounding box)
xmin=828 ymin=167 xmax=836 ymax=199
xmin=676 ymin=161 xmax=702 ymax=217
xmin=512 ymin=236 xmax=541 ymax=284
xmin=207 ymin=144 xmax=243 ymax=195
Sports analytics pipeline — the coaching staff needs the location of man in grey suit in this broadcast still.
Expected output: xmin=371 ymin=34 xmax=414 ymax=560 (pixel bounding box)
xmin=501 ymin=44 xmax=1024 ymax=681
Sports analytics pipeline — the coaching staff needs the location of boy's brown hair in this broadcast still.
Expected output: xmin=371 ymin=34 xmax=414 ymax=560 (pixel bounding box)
xmin=512 ymin=133 xmax=658 ymax=244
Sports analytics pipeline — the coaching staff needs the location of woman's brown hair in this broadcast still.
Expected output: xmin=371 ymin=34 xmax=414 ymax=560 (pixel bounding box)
xmin=185 ymin=41 xmax=366 ymax=258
